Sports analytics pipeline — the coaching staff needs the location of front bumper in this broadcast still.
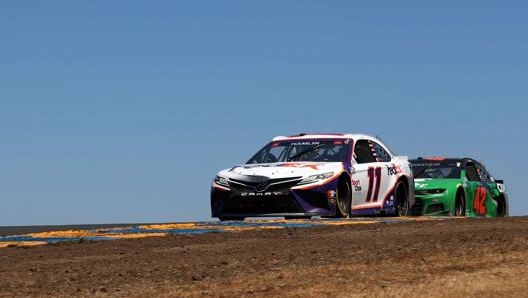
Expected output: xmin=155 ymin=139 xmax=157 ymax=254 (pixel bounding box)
xmin=411 ymin=194 xmax=451 ymax=216
xmin=211 ymin=180 xmax=339 ymax=218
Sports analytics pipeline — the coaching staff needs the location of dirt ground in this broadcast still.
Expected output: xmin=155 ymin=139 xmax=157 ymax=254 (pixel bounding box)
xmin=1 ymin=217 xmax=527 ymax=298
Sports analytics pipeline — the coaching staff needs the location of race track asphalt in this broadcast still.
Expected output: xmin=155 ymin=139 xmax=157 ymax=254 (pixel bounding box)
xmin=0 ymin=217 xmax=430 ymax=247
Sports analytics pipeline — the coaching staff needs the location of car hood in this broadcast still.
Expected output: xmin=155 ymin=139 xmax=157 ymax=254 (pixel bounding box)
xmin=414 ymin=178 xmax=463 ymax=190
xmin=219 ymin=162 xmax=344 ymax=179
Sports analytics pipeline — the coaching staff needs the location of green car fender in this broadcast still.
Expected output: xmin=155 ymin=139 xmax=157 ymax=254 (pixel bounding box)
xmin=414 ymin=179 xmax=461 ymax=215
xmin=451 ymin=181 xmax=465 ymax=215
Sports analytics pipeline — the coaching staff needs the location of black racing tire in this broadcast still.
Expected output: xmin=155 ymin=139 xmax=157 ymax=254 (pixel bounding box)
xmin=395 ymin=180 xmax=410 ymax=216
xmin=454 ymin=189 xmax=465 ymax=217
xmin=495 ymin=196 xmax=507 ymax=217
xmin=218 ymin=216 xmax=245 ymax=221
xmin=334 ymin=178 xmax=351 ymax=218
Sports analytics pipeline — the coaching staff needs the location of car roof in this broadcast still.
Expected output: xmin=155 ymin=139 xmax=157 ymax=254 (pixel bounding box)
xmin=409 ymin=157 xmax=477 ymax=164
xmin=272 ymin=133 xmax=380 ymax=142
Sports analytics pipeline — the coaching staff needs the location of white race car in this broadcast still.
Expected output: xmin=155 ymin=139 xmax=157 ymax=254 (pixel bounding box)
xmin=211 ymin=133 xmax=415 ymax=220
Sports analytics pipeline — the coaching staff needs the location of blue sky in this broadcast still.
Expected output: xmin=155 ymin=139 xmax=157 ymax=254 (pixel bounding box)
xmin=1 ymin=1 xmax=526 ymax=225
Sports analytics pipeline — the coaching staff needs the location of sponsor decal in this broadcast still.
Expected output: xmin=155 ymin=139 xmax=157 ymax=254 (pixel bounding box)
xmin=352 ymin=179 xmax=362 ymax=192
xmin=326 ymin=190 xmax=337 ymax=199
xmin=386 ymin=164 xmax=402 ymax=176
xmin=291 ymin=141 xmax=321 ymax=146
xmin=280 ymin=163 xmax=319 ymax=170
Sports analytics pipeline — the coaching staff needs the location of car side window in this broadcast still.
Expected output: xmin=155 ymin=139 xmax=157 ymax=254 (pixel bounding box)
xmin=464 ymin=162 xmax=481 ymax=182
xmin=476 ymin=163 xmax=493 ymax=183
xmin=354 ymin=139 xmax=377 ymax=164
xmin=372 ymin=141 xmax=391 ymax=162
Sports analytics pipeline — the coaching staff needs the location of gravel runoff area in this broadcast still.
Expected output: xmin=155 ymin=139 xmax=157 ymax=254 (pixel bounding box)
xmin=0 ymin=216 xmax=527 ymax=298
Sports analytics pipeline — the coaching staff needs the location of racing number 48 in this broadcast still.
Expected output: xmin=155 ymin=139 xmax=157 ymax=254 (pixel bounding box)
xmin=366 ymin=167 xmax=382 ymax=202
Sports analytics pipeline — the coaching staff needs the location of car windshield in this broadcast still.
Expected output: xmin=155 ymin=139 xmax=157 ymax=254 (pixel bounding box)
xmin=247 ymin=139 xmax=350 ymax=164
xmin=411 ymin=161 xmax=461 ymax=179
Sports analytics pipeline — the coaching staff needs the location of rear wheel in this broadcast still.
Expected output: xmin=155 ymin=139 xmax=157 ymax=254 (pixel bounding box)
xmin=395 ymin=180 xmax=409 ymax=216
xmin=454 ymin=189 xmax=465 ymax=217
xmin=334 ymin=178 xmax=351 ymax=218
xmin=495 ymin=196 xmax=507 ymax=217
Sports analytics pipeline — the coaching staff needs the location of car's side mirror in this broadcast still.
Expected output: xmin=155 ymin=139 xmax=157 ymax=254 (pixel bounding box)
xmin=495 ymin=179 xmax=504 ymax=184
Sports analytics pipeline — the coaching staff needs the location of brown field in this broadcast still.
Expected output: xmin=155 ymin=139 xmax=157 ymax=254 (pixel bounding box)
xmin=1 ymin=216 xmax=527 ymax=298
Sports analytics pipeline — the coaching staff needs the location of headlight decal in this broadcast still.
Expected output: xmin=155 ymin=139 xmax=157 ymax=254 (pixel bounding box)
xmin=214 ymin=176 xmax=230 ymax=188
xmin=416 ymin=188 xmax=446 ymax=195
xmin=299 ymin=172 xmax=335 ymax=185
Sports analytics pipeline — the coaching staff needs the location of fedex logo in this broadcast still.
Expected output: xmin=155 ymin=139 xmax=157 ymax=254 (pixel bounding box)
xmin=386 ymin=164 xmax=402 ymax=176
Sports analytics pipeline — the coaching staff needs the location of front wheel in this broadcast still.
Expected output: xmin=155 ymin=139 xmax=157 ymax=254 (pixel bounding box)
xmin=334 ymin=179 xmax=351 ymax=218
xmin=454 ymin=189 xmax=465 ymax=217
xmin=395 ymin=180 xmax=410 ymax=216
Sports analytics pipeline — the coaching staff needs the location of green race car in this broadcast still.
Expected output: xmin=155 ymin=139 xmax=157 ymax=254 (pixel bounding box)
xmin=409 ymin=157 xmax=508 ymax=217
